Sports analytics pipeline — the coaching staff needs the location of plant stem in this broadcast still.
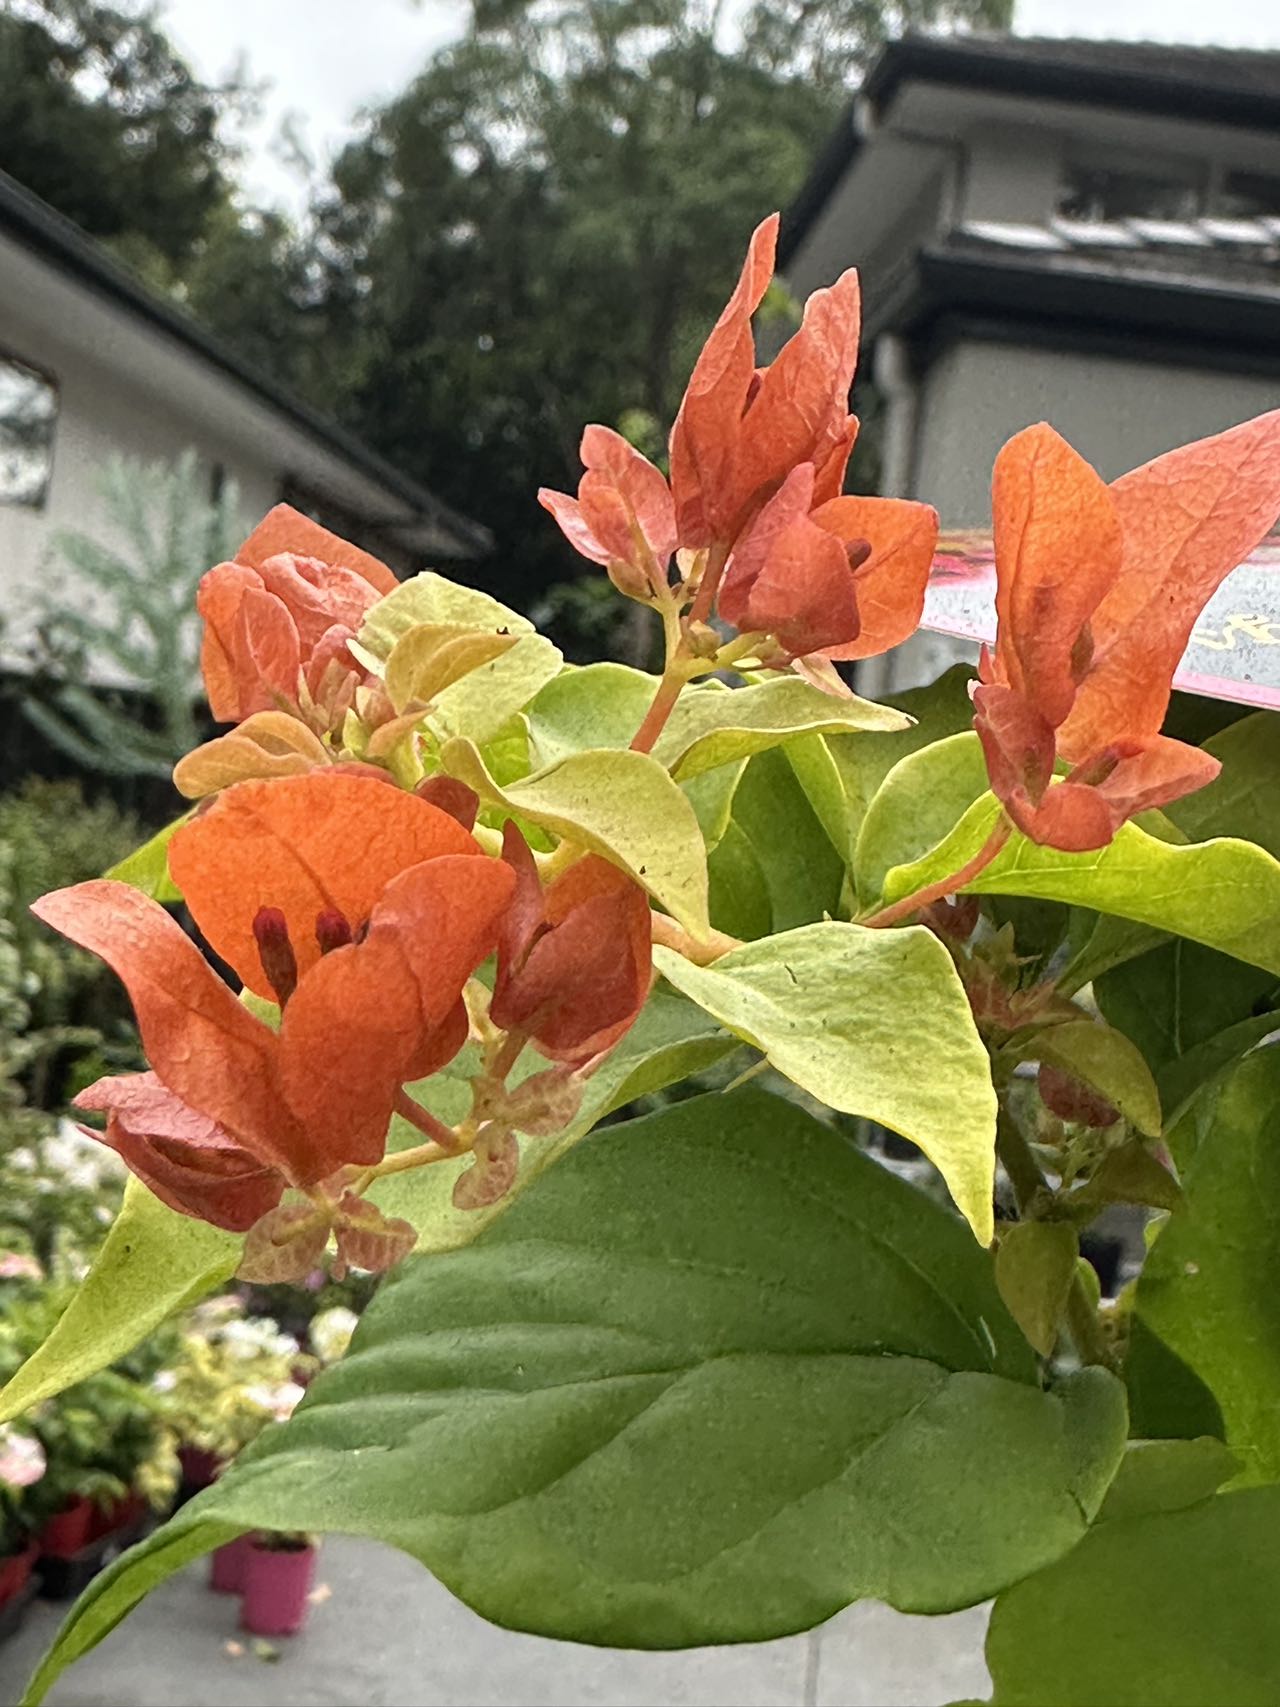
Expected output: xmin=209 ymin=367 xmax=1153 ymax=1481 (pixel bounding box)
xmin=392 ymin=1089 xmax=462 ymax=1150
xmin=687 ymin=540 xmax=730 ymax=628
xmin=630 ymin=667 xmax=689 ymax=754
xmin=367 ymin=1138 xmax=455 ymax=1180
xmin=650 ymin=913 xmax=743 ymax=964
xmin=859 ymin=820 xmax=1011 ymax=929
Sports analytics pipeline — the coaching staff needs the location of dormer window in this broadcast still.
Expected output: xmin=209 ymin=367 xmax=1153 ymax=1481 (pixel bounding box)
xmin=1056 ymin=156 xmax=1205 ymax=223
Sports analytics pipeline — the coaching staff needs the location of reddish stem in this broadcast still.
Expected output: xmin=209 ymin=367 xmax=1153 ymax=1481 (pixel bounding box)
xmin=630 ymin=670 xmax=686 ymax=755
xmin=860 ymin=820 xmax=1011 ymax=930
xmin=392 ymin=1090 xmax=462 ymax=1150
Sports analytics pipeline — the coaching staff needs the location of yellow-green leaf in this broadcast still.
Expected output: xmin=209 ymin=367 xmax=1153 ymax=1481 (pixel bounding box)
xmin=879 ymin=795 xmax=1280 ymax=978
xmin=654 ymin=921 xmax=998 ymax=1242
xmin=0 ymin=1180 xmax=239 ymax=1424
xmin=441 ymin=736 xmax=709 ymax=934
xmin=357 ymin=571 xmax=532 ymax=663
xmin=652 ymin=676 xmax=909 ymax=781
xmin=995 ymin=1221 xmax=1079 ymax=1357
xmin=104 ymin=814 xmax=191 ymax=901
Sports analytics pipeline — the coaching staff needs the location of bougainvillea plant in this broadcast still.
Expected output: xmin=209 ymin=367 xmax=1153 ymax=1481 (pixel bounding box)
xmin=7 ymin=212 xmax=1280 ymax=1706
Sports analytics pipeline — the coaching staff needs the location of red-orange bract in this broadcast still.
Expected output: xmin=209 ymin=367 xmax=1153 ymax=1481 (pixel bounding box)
xmin=975 ymin=414 xmax=1280 ymax=850
xmin=32 ymin=774 xmax=514 ymax=1231
xmin=541 ymin=214 xmax=937 ymax=669
xmin=491 ymin=824 xmax=652 ymax=1064
xmin=197 ymin=504 xmax=396 ymax=725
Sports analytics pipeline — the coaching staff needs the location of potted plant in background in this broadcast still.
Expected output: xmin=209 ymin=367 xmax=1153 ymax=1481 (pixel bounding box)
xmin=154 ymin=1304 xmax=307 ymax=1593
xmin=0 ymin=1423 xmax=45 ymax=1633
xmin=240 ymin=1530 xmax=319 ymax=1637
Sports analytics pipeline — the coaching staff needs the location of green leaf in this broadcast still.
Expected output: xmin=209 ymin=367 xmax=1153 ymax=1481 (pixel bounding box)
xmin=879 ymin=796 xmax=1280 ymax=978
xmin=1157 ymin=1012 xmax=1280 ymax=1130
xmin=27 ymin=1091 xmax=1126 ymax=1692
xmin=1096 ymin=1437 xmax=1239 ymax=1524
xmin=1096 ymin=939 xmax=1278 ymax=1078
xmin=1068 ymin=1141 xmax=1183 ymax=1216
xmin=356 ymin=571 xmax=532 ymax=663
xmin=1009 ymin=1018 xmax=1162 ymax=1137
xmin=706 ymin=818 xmax=773 ymax=940
xmin=1134 ymin=1046 xmax=1280 ymax=1485
xmin=823 ymin=662 xmax=977 ymax=848
xmin=784 ymin=733 xmax=851 ymax=859
xmin=724 ymin=748 xmax=845 ymax=932
xmin=441 ymin=736 xmax=709 ymax=935
xmin=526 ymin=662 xmax=656 ymax=766
xmin=103 ymin=813 xmax=191 ymax=902
xmin=984 ymin=1486 xmax=1280 ymax=1706
xmin=0 ymin=1179 xmax=238 ymax=1424
xmin=526 ymin=667 xmax=909 ymax=784
xmin=368 ymin=987 xmax=738 ymax=1251
xmin=654 ymin=921 xmax=998 ymax=1242
xmin=1166 ymin=709 xmax=1280 ymax=856
xmin=854 ymin=732 xmax=991 ymax=907
xmin=653 ymin=677 xmax=908 ymax=781
xmin=994 ymin=1222 xmax=1079 ymax=1358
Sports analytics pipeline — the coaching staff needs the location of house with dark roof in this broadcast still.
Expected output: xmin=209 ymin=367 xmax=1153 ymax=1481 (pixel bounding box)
xmin=0 ymin=169 xmax=488 ymax=656
xmin=781 ymin=35 xmax=1280 ymax=690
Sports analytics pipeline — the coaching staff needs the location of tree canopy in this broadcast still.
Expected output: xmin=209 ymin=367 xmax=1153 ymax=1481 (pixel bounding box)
xmin=0 ymin=0 xmax=1013 ymax=623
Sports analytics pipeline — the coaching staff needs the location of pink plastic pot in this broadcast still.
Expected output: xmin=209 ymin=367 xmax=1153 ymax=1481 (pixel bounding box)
xmin=38 ymin=1497 xmax=94 ymax=1560
xmin=177 ymin=1446 xmax=223 ymax=1490
xmin=208 ymin=1534 xmax=255 ymax=1594
xmin=0 ymin=1541 xmax=37 ymax=1606
xmin=240 ymin=1538 xmax=317 ymax=1637
xmin=87 ymin=1490 xmax=147 ymax=1545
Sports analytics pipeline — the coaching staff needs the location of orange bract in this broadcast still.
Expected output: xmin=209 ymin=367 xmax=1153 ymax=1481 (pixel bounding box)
xmin=167 ymin=773 xmax=482 ymax=1000
xmin=669 ymin=215 xmax=861 ymax=554
xmin=33 ymin=790 xmax=515 ymax=1217
xmin=974 ymin=412 xmax=1280 ymax=851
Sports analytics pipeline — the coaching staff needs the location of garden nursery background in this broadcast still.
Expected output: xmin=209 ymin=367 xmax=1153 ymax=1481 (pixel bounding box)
xmin=0 ymin=0 xmax=1278 ymax=1703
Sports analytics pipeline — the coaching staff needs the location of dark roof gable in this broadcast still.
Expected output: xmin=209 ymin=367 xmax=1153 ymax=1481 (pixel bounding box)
xmin=781 ymin=35 xmax=1280 ymax=267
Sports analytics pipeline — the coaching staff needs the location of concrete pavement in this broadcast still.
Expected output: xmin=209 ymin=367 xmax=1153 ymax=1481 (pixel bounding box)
xmin=0 ymin=1537 xmax=992 ymax=1707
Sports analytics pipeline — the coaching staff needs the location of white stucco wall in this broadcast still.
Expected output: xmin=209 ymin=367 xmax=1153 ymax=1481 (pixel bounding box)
xmin=0 ymin=299 xmax=273 ymax=661
xmin=912 ymin=337 xmax=1280 ymax=527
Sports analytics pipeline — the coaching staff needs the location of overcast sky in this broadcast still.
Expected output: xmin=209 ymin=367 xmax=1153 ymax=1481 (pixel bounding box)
xmin=160 ymin=0 xmax=1280 ymax=212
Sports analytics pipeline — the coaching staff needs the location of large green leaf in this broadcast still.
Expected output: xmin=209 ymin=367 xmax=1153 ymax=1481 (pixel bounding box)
xmin=0 ymin=1180 xmax=238 ymax=1424
xmin=356 ymin=572 xmax=532 ymax=662
xmin=983 ymin=1485 xmax=1280 ymax=1706
xmin=1134 ymin=1046 xmax=1280 ymax=1484
xmin=654 ymin=921 xmax=997 ymax=1241
xmin=369 ymin=987 xmax=738 ymax=1250
xmin=441 ymin=736 xmax=709 ymax=935
xmin=878 ymin=796 xmax=1280 ymax=977
xmin=1096 ymin=939 xmax=1278 ymax=1075
xmin=25 ymin=1091 xmax=1126 ymax=1697
xmin=104 ymin=813 xmax=190 ymax=902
